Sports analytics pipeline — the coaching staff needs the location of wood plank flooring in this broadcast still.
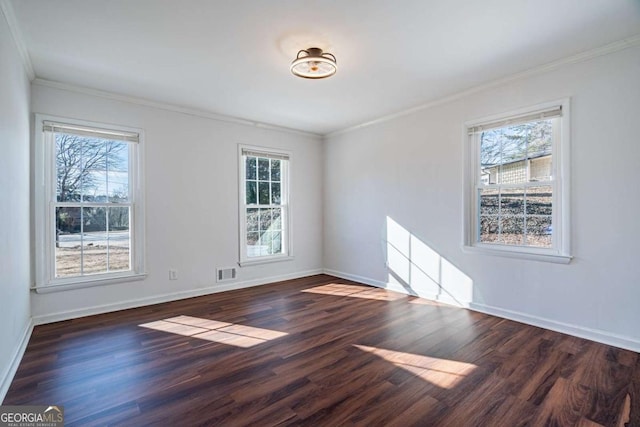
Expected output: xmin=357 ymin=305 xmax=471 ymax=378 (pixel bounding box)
xmin=4 ymin=274 xmax=639 ymax=426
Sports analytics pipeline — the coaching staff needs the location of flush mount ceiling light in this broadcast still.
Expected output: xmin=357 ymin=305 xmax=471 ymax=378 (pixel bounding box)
xmin=290 ymin=47 xmax=337 ymax=79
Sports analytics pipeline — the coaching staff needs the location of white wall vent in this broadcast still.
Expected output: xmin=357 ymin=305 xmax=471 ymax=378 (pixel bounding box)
xmin=217 ymin=267 xmax=237 ymax=282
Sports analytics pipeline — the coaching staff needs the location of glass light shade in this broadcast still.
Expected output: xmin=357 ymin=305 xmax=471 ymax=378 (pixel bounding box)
xmin=291 ymin=48 xmax=337 ymax=79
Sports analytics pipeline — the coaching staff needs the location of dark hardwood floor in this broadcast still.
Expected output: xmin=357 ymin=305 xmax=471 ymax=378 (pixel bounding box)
xmin=5 ymin=274 xmax=639 ymax=426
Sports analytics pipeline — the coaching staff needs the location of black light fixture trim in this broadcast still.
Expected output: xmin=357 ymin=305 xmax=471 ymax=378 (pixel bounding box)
xmin=290 ymin=47 xmax=337 ymax=79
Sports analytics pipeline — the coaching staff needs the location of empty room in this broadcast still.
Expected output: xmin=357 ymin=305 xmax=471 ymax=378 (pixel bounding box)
xmin=1 ymin=0 xmax=639 ymax=425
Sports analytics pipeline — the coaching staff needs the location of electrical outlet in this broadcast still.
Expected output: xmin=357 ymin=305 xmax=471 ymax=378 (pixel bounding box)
xmin=169 ymin=269 xmax=178 ymax=280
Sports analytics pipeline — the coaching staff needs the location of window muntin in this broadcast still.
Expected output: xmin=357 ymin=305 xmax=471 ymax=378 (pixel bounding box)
xmin=53 ymin=132 xmax=132 ymax=277
xmin=240 ymin=147 xmax=290 ymax=263
xmin=36 ymin=117 xmax=145 ymax=289
xmin=477 ymin=118 xmax=555 ymax=248
xmin=465 ymin=102 xmax=569 ymax=260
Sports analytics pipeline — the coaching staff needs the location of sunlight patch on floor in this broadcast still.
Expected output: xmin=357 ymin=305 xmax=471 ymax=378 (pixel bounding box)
xmin=408 ymin=298 xmax=448 ymax=306
xmin=302 ymin=283 xmax=405 ymax=301
xmin=354 ymin=344 xmax=477 ymax=389
xmin=139 ymin=315 xmax=287 ymax=348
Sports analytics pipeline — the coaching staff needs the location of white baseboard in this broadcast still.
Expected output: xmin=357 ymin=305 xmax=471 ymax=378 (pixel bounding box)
xmin=323 ymin=269 xmax=389 ymax=288
xmin=323 ymin=268 xmax=640 ymax=353
xmin=468 ymin=302 xmax=640 ymax=353
xmin=33 ymin=269 xmax=323 ymax=326
xmin=0 ymin=319 xmax=34 ymax=403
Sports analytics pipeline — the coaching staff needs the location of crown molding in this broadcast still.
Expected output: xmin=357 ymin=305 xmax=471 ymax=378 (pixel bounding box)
xmin=31 ymin=78 xmax=322 ymax=139
xmin=18 ymin=24 xmax=640 ymax=139
xmin=327 ymin=34 xmax=640 ymax=138
xmin=0 ymin=0 xmax=35 ymax=81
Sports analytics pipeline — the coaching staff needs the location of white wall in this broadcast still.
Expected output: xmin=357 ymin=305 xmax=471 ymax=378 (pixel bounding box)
xmin=30 ymin=83 xmax=323 ymax=322
xmin=324 ymin=46 xmax=640 ymax=351
xmin=0 ymin=10 xmax=32 ymax=400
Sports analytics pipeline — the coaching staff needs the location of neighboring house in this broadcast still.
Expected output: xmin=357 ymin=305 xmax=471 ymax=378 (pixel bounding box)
xmin=481 ymin=153 xmax=551 ymax=185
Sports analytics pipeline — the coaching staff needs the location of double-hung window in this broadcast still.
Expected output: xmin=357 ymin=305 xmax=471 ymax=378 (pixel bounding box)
xmin=239 ymin=146 xmax=291 ymax=265
xmin=464 ymin=100 xmax=571 ymax=263
xmin=35 ymin=116 xmax=145 ymax=291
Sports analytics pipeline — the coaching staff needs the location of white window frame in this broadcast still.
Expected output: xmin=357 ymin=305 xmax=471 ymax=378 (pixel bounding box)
xmin=238 ymin=144 xmax=293 ymax=266
xmin=463 ymin=99 xmax=571 ymax=264
xmin=34 ymin=114 xmax=146 ymax=293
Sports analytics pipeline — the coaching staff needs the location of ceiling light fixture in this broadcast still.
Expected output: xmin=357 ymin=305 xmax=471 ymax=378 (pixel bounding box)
xmin=290 ymin=47 xmax=337 ymax=79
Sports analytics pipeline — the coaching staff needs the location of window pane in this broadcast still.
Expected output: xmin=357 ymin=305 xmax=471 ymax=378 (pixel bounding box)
xmin=245 ymin=156 xmax=257 ymax=180
xmin=480 ymin=120 xmax=552 ymax=184
xmin=82 ymin=207 xmax=107 ymax=274
xmin=56 ymin=205 xmax=80 ymax=277
xmin=258 ymin=182 xmax=270 ymax=205
xmin=246 ymin=181 xmax=257 ymax=204
xmin=246 ymin=208 xmax=259 ymax=231
xmin=260 ymin=231 xmax=272 ymax=256
xmin=527 ymin=120 xmax=552 ymax=153
xmin=258 ymin=158 xmax=269 ymax=180
xmin=80 ymin=138 xmax=108 ymax=202
xmin=246 ymin=232 xmax=260 ymax=257
xmin=499 ymin=160 xmax=527 ymax=184
xmin=526 ymin=216 xmax=553 ymax=248
xmin=500 ymin=188 xmax=525 ymax=216
xmin=480 ymin=167 xmax=494 ymax=185
xmin=271 ymin=159 xmax=281 ymax=181
xmin=271 ymin=208 xmax=282 ymax=231
xmin=529 ymin=156 xmax=552 ymax=182
xmin=479 ymin=216 xmax=499 ymax=243
xmin=501 ymin=124 xmax=529 ymax=158
xmin=108 ymin=244 xmax=130 ymax=272
xmin=55 ymin=244 xmax=81 ymax=278
xmin=82 ymin=244 xmax=108 ymax=275
xmin=500 ymin=216 xmax=525 ymax=246
xmin=79 ymin=137 xmax=107 ymax=202
xmin=82 ymin=207 xmax=107 ymax=235
xmin=107 ymin=143 xmax=129 ymax=202
xmin=526 ymin=186 xmax=552 ymax=215
xmin=56 ymin=206 xmax=81 ymax=236
xmin=271 ymin=183 xmax=281 ymax=205
xmin=108 ymin=206 xmax=129 ymax=231
xmin=107 ymin=171 xmax=128 ymax=202
xmin=480 ymin=130 xmax=502 ymax=183
xmin=259 ymin=208 xmax=272 ymax=231
xmin=55 ymin=134 xmax=132 ymax=203
xmin=55 ymin=206 xmax=81 ymax=277
xmin=82 ymin=170 xmax=106 ymax=202
xmin=499 ymin=129 xmax=528 ymax=185
xmin=271 ymin=232 xmax=282 ymax=255
xmin=56 ymin=134 xmax=83 ymax=202
xmin=108 ymin=207 xmax=130 ymax=272
xmin=527 ymin=120 xmax=553 ymax=182
xmin=479 ymin=188 xmax=499 ymax=215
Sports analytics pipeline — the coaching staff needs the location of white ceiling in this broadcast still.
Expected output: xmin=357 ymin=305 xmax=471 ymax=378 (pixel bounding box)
xmin=9 ymin=0 xmax=640 ymax=135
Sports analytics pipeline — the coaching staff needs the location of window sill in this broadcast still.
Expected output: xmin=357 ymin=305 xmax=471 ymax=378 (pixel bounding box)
xmin=238 ymin=255 xmax=294 ymax=267
xmin=32 ymin=272 xmax=147 ymax=294
xmin=462 ymin=245 xmax=572 ymax=264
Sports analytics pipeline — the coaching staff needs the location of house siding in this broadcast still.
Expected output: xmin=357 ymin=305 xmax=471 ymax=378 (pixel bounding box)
xmin=488 ymin=155 xmax=551 ymax=184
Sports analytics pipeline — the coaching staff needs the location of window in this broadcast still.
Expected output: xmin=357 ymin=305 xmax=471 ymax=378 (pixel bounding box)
xmin=464 ymin=100 xmax=571 ymax=263
xmin=239 ymin=146 xmax=291 ymax=265
xmin=35 ymin=116 xmax=145 ymax=291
